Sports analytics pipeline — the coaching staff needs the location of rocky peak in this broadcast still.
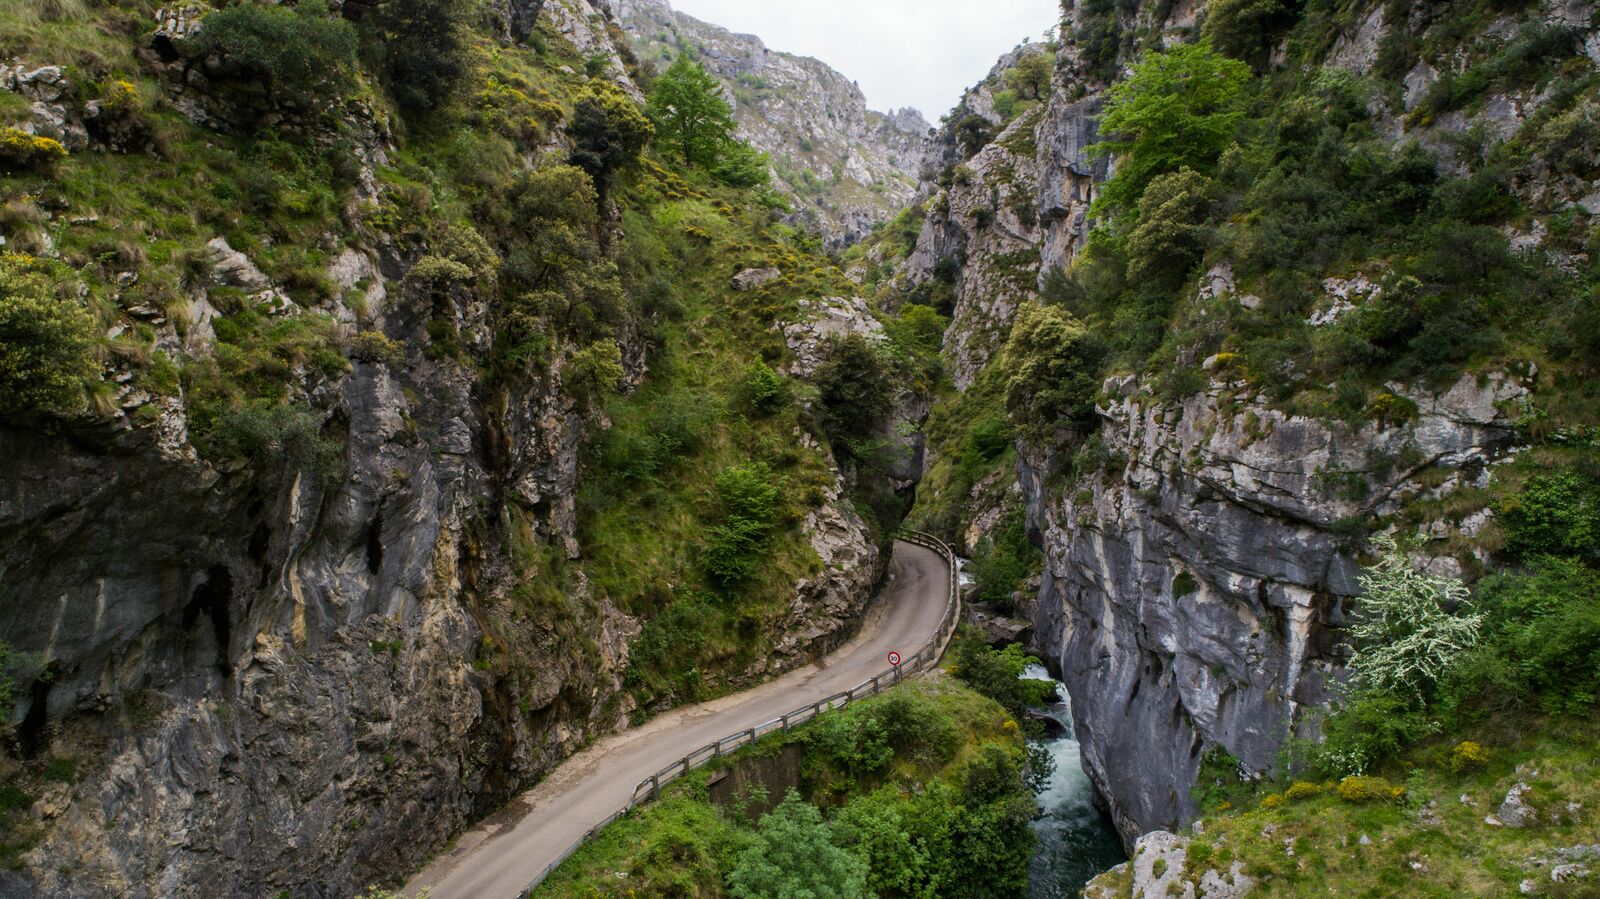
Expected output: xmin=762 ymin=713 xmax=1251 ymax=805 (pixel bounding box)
xmin=618 ymin=1 xmax=928 ymax=248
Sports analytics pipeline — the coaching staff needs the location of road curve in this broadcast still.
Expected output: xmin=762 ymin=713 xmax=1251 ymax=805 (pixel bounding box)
xmin=405 ymin=539 xmax=951 ymax=899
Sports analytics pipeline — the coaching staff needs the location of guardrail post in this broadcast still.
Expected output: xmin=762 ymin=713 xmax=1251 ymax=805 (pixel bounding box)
xmin=649 ymin=774 xmax=660 ymax=801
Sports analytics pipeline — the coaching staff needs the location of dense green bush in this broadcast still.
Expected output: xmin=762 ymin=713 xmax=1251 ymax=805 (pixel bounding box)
xmin=727 ymin=793 xmax=872 ymax=899
xmin=1447 ymin=556 xmax=1600 ymax=712
xmin=1090 ymin=41 xmax=1251 ymax=219
xmin=969 ymin=506 xmax=1037 ymax=611
xmin=949 ymin=637 xmax=1056 ymax=719
xmin=0 ymin=255 xmax=96 ymax=420
xmin=568 ymin=86 xmax=654 ymax=194
xmin=741 ymin=360 xmax=786 ymax=416
xmin=1000 ymin=302 xmax=1107 ymax=440
xmin=365 ymin=0 xmax=476 ymax=111
xmin=1495 ymin=470 xmax=1600 ymax=560
xmin=1124 ymin=167 xmax=1216 ymax=289
xmin=210 ymin=401 xmax=344 ymax=483
xmin=191 ymin=3 xmax=359 ymax=111
xmin=815 ymin=333 xmax=892 ymax=454
xmin=703 ymin=462 xmax=783 ymax=587
xmin=1202 ymin=0 xmax=1291 ymax=68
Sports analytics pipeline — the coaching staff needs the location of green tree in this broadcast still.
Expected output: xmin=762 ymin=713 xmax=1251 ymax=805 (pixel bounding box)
xmin=703 ymin=462 xmax=783 ymax=588
xmin=567 ymin=86 xmax=654 ymax=194
xmin=1090 ymin=41 xmax=1251 ymax=219
xmin=1201 ymin=0 xmax=1290 ymax=68
xmin=0 ymin=255 xmax=96 ymax=421
xmin=191 ymin=2 xmax=359 ymax=109
xmin=367 ymin=0 xmax=475 ymax=111
xmin=1006 ymin=52 xmax=1055 ymax=101
xmin=1349 ymin=537 xmax=1482 ymax=698
xmin=1124 ymin=167 xmax=1216 ymax=288
xmin=815 ymin=334 xmax=892 ymax=453
xmin=999 ymin=302 xmax=1107 ymax=439
xmin=949 ymin=637 xmax=1056 ymax=718
xmin=648 ymin=56 xmax=739 ymax=168
xmin=727 ymin=792 xmax=872 ymax=899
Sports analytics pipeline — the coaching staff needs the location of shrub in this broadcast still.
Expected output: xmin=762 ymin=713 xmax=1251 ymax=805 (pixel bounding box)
xmin=1202 ymin=0 xmax=1289 ymax=68
xmin=1284 ymin=781 xmax=1324 ymax=801
xmin=436 ymin=224 xmax=500 ymax=276
xmin=703 ymin=462 xmax=783 ymax=588
xmin=954 ymin=115 xmax=995 ymax=157
xmin=1448 ymin=740 xmax=1490 ymax=772
xmin=0 ymin=254 xmax=96 ymax=420
xmin=1451 ymin=555 xmax=1600 ymax=712
xmin=350 ymin=331 xmax=404 ymax=366
xmin=950 ymin=637 xmax=1055 ymax=718
xmin=1000 ymin=302 xmax=1107 ymax=440
xmin=190 ymin=3 xmax=359 ymax=110
xmin=742 ymin=360 xmax=786 ymax=415
xmin=1125 ymin=167 xmax=1216 ymax=289
xmin=711 ymin=140 xmax=772 ymax=188
xmin=1309 ymin=689 xmax=1438 ymax=777
xmin=212 ymin=401 xmax=343 ymax=482
xmin=1090 ymin=41 xmax=1251 ymax=219
xmin=405 ymin=255 xmax=474 ymax=290
xmin=568 ymin=86 xmax=654 ymax=193
xmin=1495 ymin=471 xmax=1600 ymax=560
xmin=727 ymin=792 xmax=872 ymax=899
xmin=1348 ymin=537 xmax=1482 ymax=697
xmin=816 ymin=333 xmax=892 ymax=450
xmin=1335 ymin=775 xmax=1405 ymax=803
xmin=366 ymin=0 xmax=476 ymax=111
xmin=565 ymin=340 xmax=624 ymax=401
xmin=0 ymin=129 xmax=67 ymax=172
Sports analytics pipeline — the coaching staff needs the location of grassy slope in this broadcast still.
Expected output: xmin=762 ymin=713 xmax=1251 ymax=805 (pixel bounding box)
xmin=1093 ymin=713 xmax=1599 ymax=897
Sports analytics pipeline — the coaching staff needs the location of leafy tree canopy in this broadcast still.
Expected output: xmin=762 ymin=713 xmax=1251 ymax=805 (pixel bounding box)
xmin=648 ymin=55 xmax=740 ymax=169
xmin=1090 ymin=40 xmax=1252 ymax=219
xmin=727 ymin=791 xmax=873 ymax=899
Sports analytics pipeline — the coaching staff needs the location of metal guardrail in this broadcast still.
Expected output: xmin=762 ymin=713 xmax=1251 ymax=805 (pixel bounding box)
xmin=519 ymin=530 xmax=961 ymax=897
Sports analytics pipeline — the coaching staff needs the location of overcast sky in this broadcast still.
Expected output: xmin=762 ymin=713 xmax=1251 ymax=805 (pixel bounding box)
xmin=666 ymin=0 xmax=1061 ymax=121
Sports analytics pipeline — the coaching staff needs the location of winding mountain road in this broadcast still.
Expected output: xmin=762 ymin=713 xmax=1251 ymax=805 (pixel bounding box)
xmin=405 ymin=540 xmax=952 ymax=899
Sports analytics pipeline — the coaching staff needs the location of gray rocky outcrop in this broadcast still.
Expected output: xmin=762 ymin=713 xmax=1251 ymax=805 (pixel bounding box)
xmin=1022 ymin=367 xmax=1524 ymax=845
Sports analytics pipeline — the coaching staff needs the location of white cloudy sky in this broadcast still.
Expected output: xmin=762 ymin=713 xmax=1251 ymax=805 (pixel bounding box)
xmin=666 ymin=0 xmax=1061 ymax=121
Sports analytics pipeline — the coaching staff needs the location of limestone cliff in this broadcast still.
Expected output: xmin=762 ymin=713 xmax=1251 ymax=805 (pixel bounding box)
xmin=0 ymin=2 xmax=917 ymax=895
xmin=900 ymin=0 xmax=1600 ymax=854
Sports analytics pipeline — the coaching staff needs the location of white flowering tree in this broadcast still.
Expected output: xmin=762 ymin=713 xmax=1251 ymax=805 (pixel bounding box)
xmin=1348 ymin=537 xmax=1483 ymax=697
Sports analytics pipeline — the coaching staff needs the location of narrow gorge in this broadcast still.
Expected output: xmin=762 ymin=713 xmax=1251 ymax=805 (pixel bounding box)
xmin=0 ymin=0 xmax=1597 ymax=896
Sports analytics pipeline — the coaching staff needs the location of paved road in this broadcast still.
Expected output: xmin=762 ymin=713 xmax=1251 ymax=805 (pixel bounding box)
xmin=405 ymin=540 xmax=950 ymax=899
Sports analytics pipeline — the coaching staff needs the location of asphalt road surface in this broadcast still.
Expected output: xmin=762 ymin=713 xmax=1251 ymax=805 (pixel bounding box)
xmin=405 ymin=539 xmax=951 ymax=899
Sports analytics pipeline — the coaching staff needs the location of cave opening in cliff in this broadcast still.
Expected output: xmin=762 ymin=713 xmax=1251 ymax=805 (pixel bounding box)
xmin=184 ymin=566 xmax=235 ymax=678
xmin=16 ymin=672 xmax=53 ymax=759
xmin=366 ymin=513 xmax=384 ymax=575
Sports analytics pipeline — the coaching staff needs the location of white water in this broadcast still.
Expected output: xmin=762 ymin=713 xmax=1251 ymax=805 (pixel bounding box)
xmin=1023 ymin=663 xmax=1126 ymax=897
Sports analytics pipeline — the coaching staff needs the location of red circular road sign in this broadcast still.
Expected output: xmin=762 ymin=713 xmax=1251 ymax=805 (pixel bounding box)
xmin=888 ymin=651 xmax=901 ymax=667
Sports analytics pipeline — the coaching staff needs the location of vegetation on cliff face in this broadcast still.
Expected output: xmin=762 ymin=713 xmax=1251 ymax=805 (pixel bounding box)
xmin=532 ymin=678 xmax=1040 ymax=899
xmin=0 ymin=0 xmax=940 ymax=890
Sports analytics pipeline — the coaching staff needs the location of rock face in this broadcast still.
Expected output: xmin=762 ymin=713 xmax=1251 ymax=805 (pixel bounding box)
xmin=1021 ymin=370 xmax=1524 ymax=844
xmin=0 ymin=3 xmax=908 ymax=896
xmin=617 ymin=0 xmax=928 ymax=248
xmin=907 ymin=0 xmax=1600 ymax=860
